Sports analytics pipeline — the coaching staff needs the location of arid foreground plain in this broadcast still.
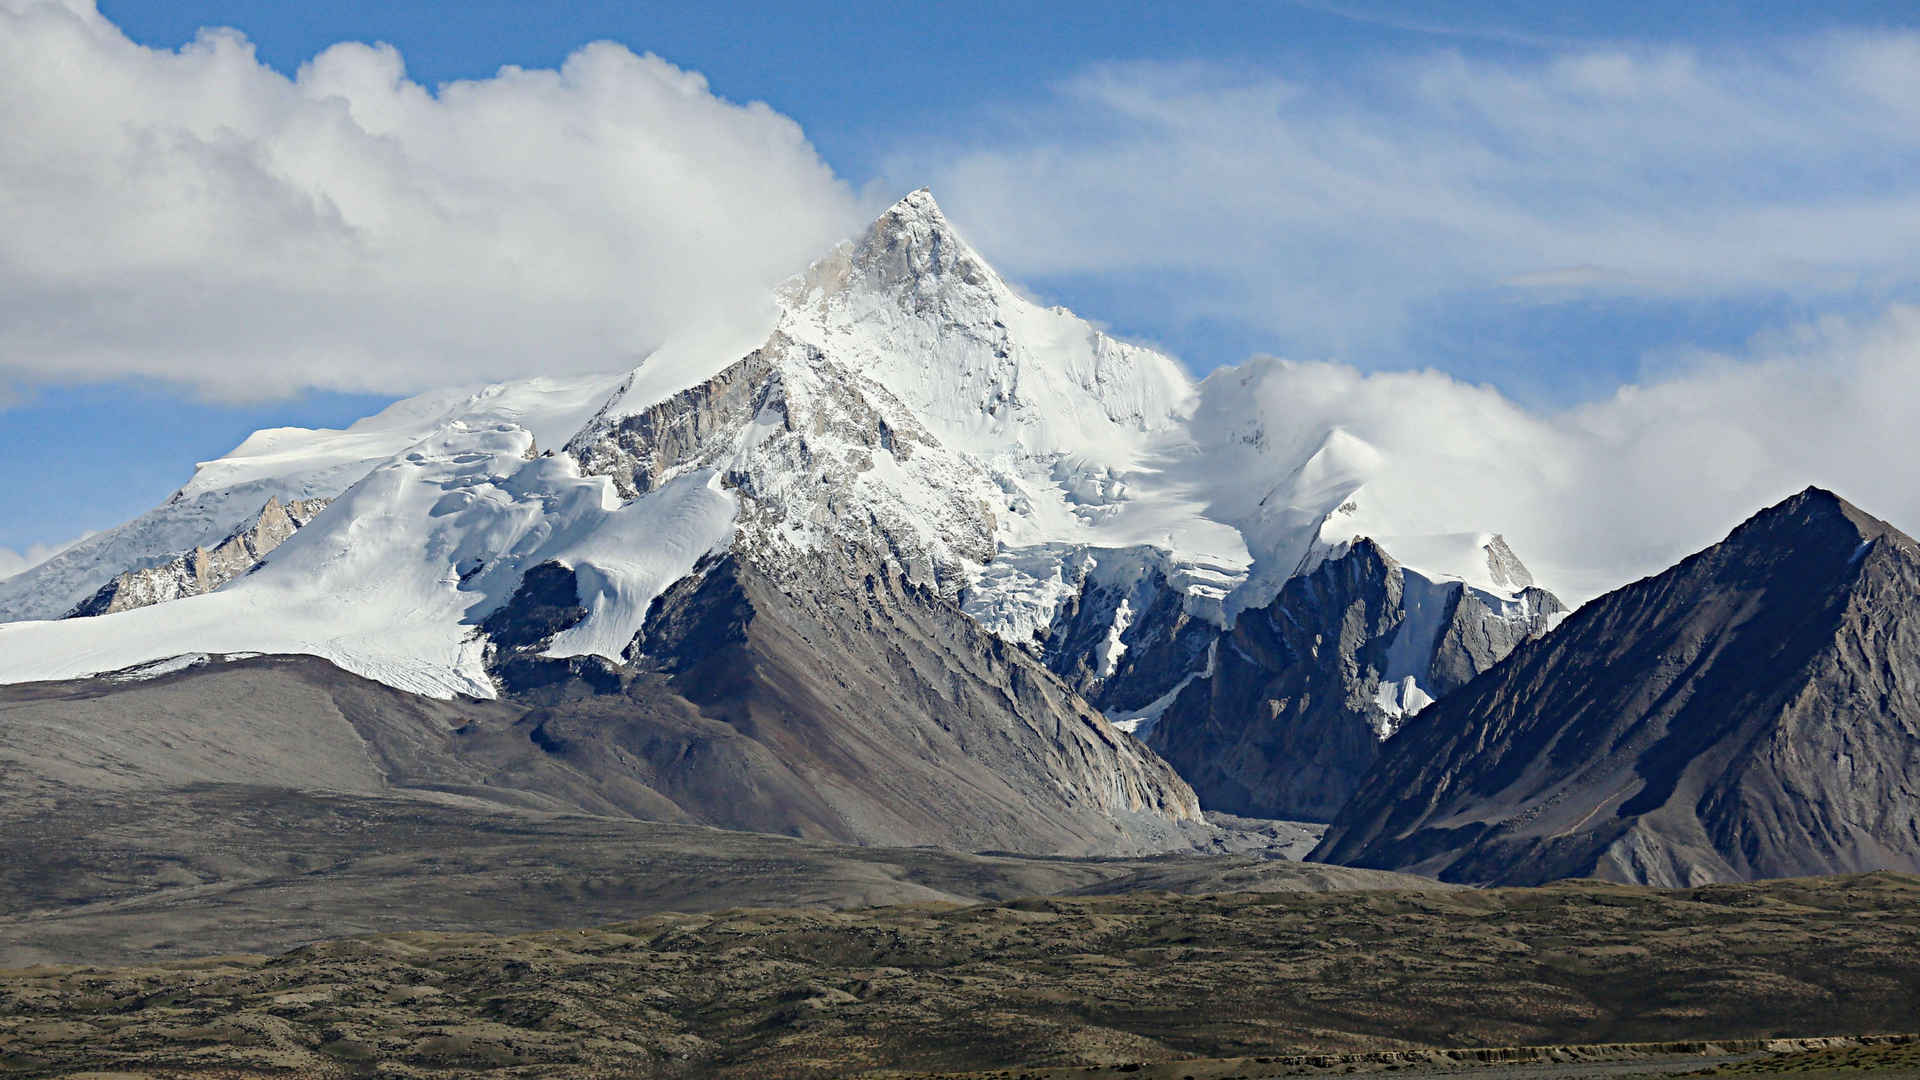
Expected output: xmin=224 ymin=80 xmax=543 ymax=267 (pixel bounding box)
xmin=1 ymin=872 xmax=1915 ymax=1079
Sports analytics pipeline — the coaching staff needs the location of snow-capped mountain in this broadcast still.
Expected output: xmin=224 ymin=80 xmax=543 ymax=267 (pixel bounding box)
xmin=0 ymin=190 xmax=1545 ymax=686
xmin=0 ymin=190 xmax=1567 ymax=836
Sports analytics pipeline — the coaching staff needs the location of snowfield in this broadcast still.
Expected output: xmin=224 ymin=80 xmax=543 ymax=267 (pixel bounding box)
xmin=0 ymin=422 xmax=735 ymax=698
xmin=0 ymin=374 xmax=628 ymax=625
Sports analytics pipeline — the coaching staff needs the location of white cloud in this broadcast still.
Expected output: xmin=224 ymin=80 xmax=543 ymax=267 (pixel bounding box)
xmin=0 ymin=550 xmax=31 ymax=582
xmin=1204 ymin=303 xmax=1920 ymax=602
xmin=892 ymin=35 xmax=1920 ymax=359
xmin=0 ymin=0 xmax=865 ymax=398
xmin=0 ymin=535 xmax=88 ymax=582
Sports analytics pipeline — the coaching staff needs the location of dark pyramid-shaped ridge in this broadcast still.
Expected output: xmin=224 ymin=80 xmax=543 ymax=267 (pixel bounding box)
xmin=1312 ymin=486 xmax=1920 ymax=887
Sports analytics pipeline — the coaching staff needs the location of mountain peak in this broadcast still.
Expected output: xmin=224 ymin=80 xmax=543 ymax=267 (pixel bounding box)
xmin=1776 ymin=485 xmax=1856 ymax=522
xmin=848 ymin=187 xmax=999 ymax=298
xmin=770 ymin=186 xmax=1194 ymax=478
xmin=887 ymin=186 xmax=942 ymax=218
xmin=1729 ymin=485 xmax=1917 ymax=562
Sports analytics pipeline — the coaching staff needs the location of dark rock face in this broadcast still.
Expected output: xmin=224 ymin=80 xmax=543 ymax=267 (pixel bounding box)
xmin=1427 ymin=582 xmax=1566 ymax=698
xmin=514 ymin=546 xmax=1204 ymax=854
xmin=1141 ymin=542 xmax=1563 ymax=821
xmin=1149 ymin=542 xmax=1403 ymax=821
xmin=1032 ymin=548 xmax=1218 ymax=716
xmin=480 ymin=561 xmax=622 ymax=697
xmin=481 ymin=561 xmax=588 ymax=650
xmin=1313 ymin=487 xmax=1920 ymax=887
xmin=456 ymin=538 xmax=1203 ymax=855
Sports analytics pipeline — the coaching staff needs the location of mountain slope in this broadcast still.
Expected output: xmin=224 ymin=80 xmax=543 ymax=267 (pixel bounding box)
xmin=1312 ymin=487 xmax=1920 ymax=885
xmin=3 ymin=581 xmax=1199 ymax=859
xmin=490 ymin=546 xmax=1203 ymax=853
xmin=1143 ymin=539 xmax=1562 ymax=820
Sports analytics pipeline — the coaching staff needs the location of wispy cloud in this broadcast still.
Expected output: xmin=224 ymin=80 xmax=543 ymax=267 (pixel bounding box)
xmin=1279 ymin=0 xmax=1579 ymax=50
xmin=0 ymin=0 xmax=865 ymax=399
xmin=891 ymin=33 xmax=1920 ymax=366
xmin=0 ymin=534 xmax=89 ymax=582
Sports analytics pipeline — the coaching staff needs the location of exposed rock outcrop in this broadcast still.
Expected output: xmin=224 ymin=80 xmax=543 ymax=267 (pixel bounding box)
xmin=67 ymin=497 xmax=329 ymax=617
xmin=569 ymin=333 xmax=998 ymax=603
xmin=479 ymin=561 xmax=622 ymax=697
xmin=1013 ymin=546 xmax=1219 ymax=717
xmin=1141 ymin=540 xmax=1562 ymax=821
xmin=568 ymin=354 xmax=777 ymax=500
xmin=1313 ymin=487 xmax=1920 ymax=886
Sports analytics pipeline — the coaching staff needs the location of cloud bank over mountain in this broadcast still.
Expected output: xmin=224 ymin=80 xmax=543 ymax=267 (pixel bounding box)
xmin=1212 ymin=304 xmax=1920 ymax=600
xmin=7 ymin=0 xmax=1916 ymax=403
xmin=0 ymin=0 xmax=863 ymax=399
xmin=0 ymin=539 xmax=80 ymax=582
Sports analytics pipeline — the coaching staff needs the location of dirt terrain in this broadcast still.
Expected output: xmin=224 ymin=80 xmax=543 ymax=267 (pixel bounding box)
xmin=897 ymin=1036 xmax=1920 ymax=1079
xmin=1 ymin=873 xmax=1914 ymax=1078
xmin=0 ymin=784 xmax=1399 ymax=969
xmin=1690 ymin=1038 xmax=1920 ymax=1077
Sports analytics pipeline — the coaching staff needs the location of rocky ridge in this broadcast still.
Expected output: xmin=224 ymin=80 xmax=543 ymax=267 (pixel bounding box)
xmin=566 ymin=331 xmax=1000 ymax=603
xmin=66 ymin=496 xmax=329 ymax=617
xmin=1313 ymin=487 xmax=1920 ymax=885
xmin=1143 ymin=539 xmax=1563 ymax=820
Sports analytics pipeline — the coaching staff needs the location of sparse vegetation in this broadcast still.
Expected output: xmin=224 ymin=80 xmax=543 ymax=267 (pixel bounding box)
xmin=1 ymin=874 xmax=1915 ymax=1078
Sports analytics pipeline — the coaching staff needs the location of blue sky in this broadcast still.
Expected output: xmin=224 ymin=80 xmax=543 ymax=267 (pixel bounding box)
xmin=3 ymin=0 xmax=1919 ymax=556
